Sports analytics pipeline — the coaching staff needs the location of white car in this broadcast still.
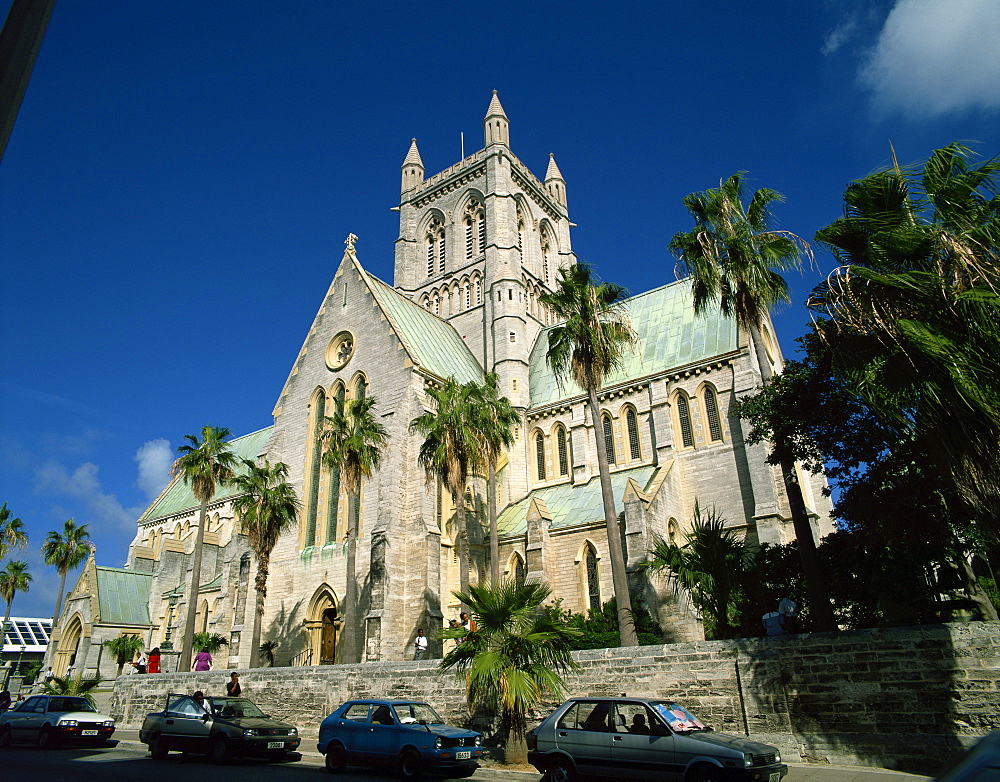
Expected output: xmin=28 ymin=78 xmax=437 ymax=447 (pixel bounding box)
xmin=0 ymin=694 xmax=115 ymax=749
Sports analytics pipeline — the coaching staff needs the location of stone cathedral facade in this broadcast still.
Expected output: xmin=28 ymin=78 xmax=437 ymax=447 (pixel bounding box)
xmin=46 ymin=94 xmax=831 ymax=677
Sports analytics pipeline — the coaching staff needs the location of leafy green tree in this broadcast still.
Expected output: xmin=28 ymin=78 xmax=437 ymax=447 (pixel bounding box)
xmin=467 ymin=374 xmax=520 ymax=583
xmin=539 ymin=263 xmax=640 ymax=647
xmin=171 ymin=426 xmax=238 ymax=671
xmin=323 ymin=395 xmax=388 ymax=663
xmin=411 ymin=378 xmax=481 ymax=603
xmin=0 ymin=502 xmax=28 ymax=560
xmin=641 ymin=505 xmax=749 ymax=639
xmin=811 ymin=142 xmax=1000 ymax=535
xmin=0 ymin=560 xmax=31 ymax=654
xmin=231 ymin=459 xmax=301 ymax=667
xmin=670 ymin=173 xmax=836 ymax=631
xmin=102 ymin=633 xmax=146 ymax=676
xmin=542 ymin=594 xmax=663 ymax=650
xmin=42 ymin=674 xmax=103 ymax=707
xmin=41 ymin=518 xmax=91 ymax=624
xmin=439 ymin=579 xmax=580 ymax=765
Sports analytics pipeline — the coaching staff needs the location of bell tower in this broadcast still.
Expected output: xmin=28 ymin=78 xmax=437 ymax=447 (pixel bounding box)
xmin=393 ymin=93 xmax=576 ymax=406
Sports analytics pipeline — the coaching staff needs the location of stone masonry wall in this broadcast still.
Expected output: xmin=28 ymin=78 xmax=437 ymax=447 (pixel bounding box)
xmin=111 ymin=622 xmax=1000 ymax=773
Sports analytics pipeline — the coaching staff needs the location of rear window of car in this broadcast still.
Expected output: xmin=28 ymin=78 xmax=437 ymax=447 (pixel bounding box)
xmin=48 ymin=697 xmax=94 ymax=713
xmin=557 ymin=701 xmax=610 ymax=732
xmin=342 ymin=703 xmax=371 ymax=721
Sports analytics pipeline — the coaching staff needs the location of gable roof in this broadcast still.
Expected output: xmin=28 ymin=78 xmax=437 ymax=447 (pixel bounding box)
xmin=496 ymin=464 xmax=658 ymax=538
xmin=528 ymin=278 xmax=737 ymax=407
xmin=363 ymin=270 xmax=483 ymax=384
xmin=137 ymin=426 xmax=274 ymax=522
xmin=95 ymin=566 xmax=152 ymax=625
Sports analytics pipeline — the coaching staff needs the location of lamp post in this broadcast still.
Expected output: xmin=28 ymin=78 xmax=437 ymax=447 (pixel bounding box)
xmin=160 ymin=594 xmax=179 ymax=651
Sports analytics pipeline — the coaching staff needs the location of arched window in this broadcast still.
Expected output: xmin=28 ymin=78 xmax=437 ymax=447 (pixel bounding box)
xmin=514 ymin=554 xmax=525 ymax=583
xmin=464 ymin=198 xmax=485 ymax=260
xmin=304 ymin=388 xmax=326 ymax=547
xmin=425 ymin=216 xmax=445 ymax=276
xmin=535 ymin=431 xmax=546 ymax=481
xmin=668 ymin=518 xmax=680 ymax=546
xmin=517 ymin=211 xmax=525 ymax=254
xmin=464 ymin=283 xmax=471 ymax=310
xmin=703 ymin=386 xmax=723 ymax=442
xmin=556 ymin=426 xmax=569 ymax=477
xmin=602 ymin=413 xmax=616 ymax=464
xmin=585 ymin=546 xmax=600 ymax=611
xmin=474 ymin=277 xmax=482 ymax=305
xmin=540 ymin=231 xmax=551 ymax=285
xmin=626 ymin=408 xmax=641 ymax=460
xmin=676 ymin=394 xmax=694 ymax=448
xmin=353 ymin=374 xmax=367 ymax=402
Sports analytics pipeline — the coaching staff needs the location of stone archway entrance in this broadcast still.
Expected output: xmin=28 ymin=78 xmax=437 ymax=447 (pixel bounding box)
xmin=54 ymin=614 xmax=84 ymax=676
xmin=304 ymin=585 xmax=340 ymax=666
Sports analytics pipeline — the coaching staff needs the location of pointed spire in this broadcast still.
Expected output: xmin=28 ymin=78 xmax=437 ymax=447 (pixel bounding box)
xmin=401 ymin=138 xmax=425 ymax=192
xmin=483 ymin=90 xmax=510 ymax=148
xmin=544 ymin=153 xmax=567 ymax=207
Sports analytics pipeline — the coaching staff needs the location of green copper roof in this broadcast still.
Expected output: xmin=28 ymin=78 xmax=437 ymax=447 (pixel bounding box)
xmin=528 ymin=278 xmax=737 ymax=407
xmin=95 ymin=566 xmax=152 ymax=625
xmin=138 ymin=427 xmax=275 ymax=522
xmin=366 ymin=274 xmax=483 ymax=385
xmin=496 ymin=464 xmax=657 ymax=538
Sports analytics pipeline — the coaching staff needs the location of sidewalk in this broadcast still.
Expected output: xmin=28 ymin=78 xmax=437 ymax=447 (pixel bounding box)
xmin=111 ymin=729 xmax=932 ymax=781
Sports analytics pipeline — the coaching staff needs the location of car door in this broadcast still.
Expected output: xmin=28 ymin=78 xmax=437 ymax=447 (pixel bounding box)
xmin=336 ymin=702 xmax=372 ymax=763
xmin=553 ymin=700 xmax=613 ymax=777
xmin=366 ymin=704 xmax=401 ymax=764
xmin=9 ymin=696 xmax=45 ymax=741
xmin=610 ymin=701 xmax=677 ymax=781
xmin=161 ymin=696 xmax=212 ymax=752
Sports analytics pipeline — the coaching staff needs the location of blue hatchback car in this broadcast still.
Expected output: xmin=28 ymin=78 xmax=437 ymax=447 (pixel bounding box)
xmin=318 ymin=699 xmax=486 ymax=778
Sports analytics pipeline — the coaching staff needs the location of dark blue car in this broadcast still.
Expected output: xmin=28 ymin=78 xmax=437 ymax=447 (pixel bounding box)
xmin=318 ymin=699 xmax=486 ymax=778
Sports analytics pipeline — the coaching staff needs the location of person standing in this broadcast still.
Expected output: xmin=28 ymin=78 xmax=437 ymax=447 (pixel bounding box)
xmin=226 ymin=671 xmax=242 ymax=696
xmin=192 ymin=647 xmax=213 ymax=672
xmin=413 ymin=629 xmax=428 ymax=660
xmin=147 ymin=647 xmax=161 ymax=674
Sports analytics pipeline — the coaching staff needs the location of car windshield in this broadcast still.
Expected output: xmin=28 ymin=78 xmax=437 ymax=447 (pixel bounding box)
xmin=393 ymin=702 xmax=443 ymax=724
xmin=651 ymin=702 xmax=707 ymax=733
xmin=209 ymin=698 xmax=266 ymax=718
xmin=48 ymin=697 xmax=96 ymax=713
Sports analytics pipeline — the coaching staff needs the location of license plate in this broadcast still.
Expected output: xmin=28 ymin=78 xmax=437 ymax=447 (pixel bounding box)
xmin=456 ymin=751 xmax=471 ymax=760
xmin=769 ymin=773 xmax=781 ymax=782
xmin=82 ymin=730 xmax=98 ymax=736
xmin=267 ymin=741 xmax=284 ymax=749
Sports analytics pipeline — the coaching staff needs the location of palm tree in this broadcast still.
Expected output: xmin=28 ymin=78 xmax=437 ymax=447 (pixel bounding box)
xmin=171 ymin=426 xmax=238 ymax=671
xmin=41 ymin=518 xmax=90 ymax=623
xmin=322 ymin=395 xmax=388 ymax=663
xmin=0 ymin=502 xmax=28 ymax=560
xmin=42 ymin=674 xmax=103 ymax=707
xmin=641 ymin=504 xmax=749 ymax=639
xmin=539 ymin=263 xmax=639 ymax=647
xmin=0 ymin=560 xmax=31 ymax=654
xmin=468 ymin=374 xmax=520 ymax=583
xmin=669 ymin=173 xmax=837 ymax=631
xmin=439 ymin=578 xmax=579 ymax=765
xmin=230 ymin=459 xmax=300 ymax=667
xmin=411 ymin=378 xmax=481 ymax=604
xmin=102 ymin=633 xmax=145 ymax=676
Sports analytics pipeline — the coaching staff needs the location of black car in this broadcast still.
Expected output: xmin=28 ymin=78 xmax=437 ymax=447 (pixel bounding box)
xmin=139 ymin=693 xmax=300 ymax=764
xmin=527 ymin=696 xmax=787 ymax=782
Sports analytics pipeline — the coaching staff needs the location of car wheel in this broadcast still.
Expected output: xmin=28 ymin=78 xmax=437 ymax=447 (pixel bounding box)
xmin=37 ymin=726 xmax=55 ymax=750
xmin=546 ymin=758 xmax=576 ymax=782
xmin=399 ymin=748 xmax=423 ymax=780
xmin=148 ymin=732 xmax=168 ymax=760
xmin=0 ymin=726 xmax=12 ymax=749
xmin=208 ymin=736 xmax=230 ymax=765
xmin=688 ymin=765 xmax=724 ymax=782
xmin=325 ymin=742 xmax=347 ymax=773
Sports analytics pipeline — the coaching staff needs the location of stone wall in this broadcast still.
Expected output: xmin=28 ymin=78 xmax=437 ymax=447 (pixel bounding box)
xmin=111 ymin=622 xmax=1000 ymax=773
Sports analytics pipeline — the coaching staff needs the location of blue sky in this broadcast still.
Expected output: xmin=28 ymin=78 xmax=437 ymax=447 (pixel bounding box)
xmin=2 ymin=0 xmax=998 ymax=618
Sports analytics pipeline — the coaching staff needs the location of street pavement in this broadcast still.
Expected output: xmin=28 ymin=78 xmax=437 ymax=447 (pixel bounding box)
xmin=106 ymin=728 xmax=933 ymax=782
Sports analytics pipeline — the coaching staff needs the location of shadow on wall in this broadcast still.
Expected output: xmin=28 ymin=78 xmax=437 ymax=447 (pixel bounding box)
xmin=261 ymin=599 xmax=306 ymax=666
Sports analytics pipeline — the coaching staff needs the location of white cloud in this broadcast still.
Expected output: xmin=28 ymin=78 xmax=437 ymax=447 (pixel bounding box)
xmin=860 ymin=0 xmax=1000 ymax=117
xmin=822 ymin=14 xmax=860 ymax=56
xmin=34 ymin=460 xmax=143 ymax=532
xmin=135 ymin=438 xmax=173 ymax=500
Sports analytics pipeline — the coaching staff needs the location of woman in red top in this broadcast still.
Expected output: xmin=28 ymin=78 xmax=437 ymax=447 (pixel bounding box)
xmin=147 ymin=647 xmax=161 ymax=674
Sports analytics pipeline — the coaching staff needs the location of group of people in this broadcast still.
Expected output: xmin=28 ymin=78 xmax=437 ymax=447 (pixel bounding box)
xmin=124 ymin=647 xmax=162 ymax=674
xmin=413 ymin=611 xmax=478 ymax=660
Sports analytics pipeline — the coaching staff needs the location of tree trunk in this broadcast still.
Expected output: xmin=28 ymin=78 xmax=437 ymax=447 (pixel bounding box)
xmin=488 ymin=464 xmax=499 ymax=584
xmin=457 ymin=490 xmax=470 ymax=602
xmin=957 ymin=555 xmax=999 ymax=621
xmin=178 ymin=498 xmax=209 ymax=672
xmin=0 ymin=601 xmax=11 ymax=655
xmin=52 ymin=569 xmax=67 ymax=625
xmin=249 ymin=556 xmax=268 ymax=668
xmin=748 ymin=321 xmax=837 ymax=632
xmin=587 ymin=387 xmax=638 ymax=647
xmin=503 ymin=732 xmax=528 ymax=766
xmin=342 ymin=491 xmax=359 ymax=663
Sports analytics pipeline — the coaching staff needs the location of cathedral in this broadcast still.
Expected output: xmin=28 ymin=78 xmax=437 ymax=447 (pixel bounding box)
xmin=45 ymin=94 xmax=831 ymax=677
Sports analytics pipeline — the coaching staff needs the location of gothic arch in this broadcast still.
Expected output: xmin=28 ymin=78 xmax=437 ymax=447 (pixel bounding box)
xmin=697 ymin=381 xmax=725 ymax=443
xmin=54 ymin=612 xmax=85 ymax=676
xmin=539 ymin=220 xmax=557 ymax=285
xmin=575 ymin=540 xmax=602 ymax=612
xmin=459 ymin=192 xmax=486 ymax=260
xmin=303 ymin=386 xmax=328 ymax=547
xmin=552 ymin=423 xmax=570 ymax=478
xmin=532 ymin=427 xmax=546 ymax=483
xmin=305 ymin=584 xmax=341 ymax=666
xmin=620 ymin=403 xmax=642 ymax=462
xmin=421 ymin=210 xmax=447 ymax=276
xmin=672 ymin=390 xmax=695 ymax=449
xmin=505 ymin=551 xmax=526 ymax=582
xmin=349 ymin=372 xmax=368 ymax=401
xmin=600 ymin=410 xmax=617 ymax=464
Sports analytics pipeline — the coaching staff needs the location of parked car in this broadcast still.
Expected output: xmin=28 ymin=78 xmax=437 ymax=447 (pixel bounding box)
xmin=139 ymin=692 xmax=300 ymax=764
xmin=0 ymin=694 xmax=115 ymax=749
xmin=318 ymin=698 xmax=486 ymax=778
xmin=527 ymin=696 xmax=787 ymax=782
